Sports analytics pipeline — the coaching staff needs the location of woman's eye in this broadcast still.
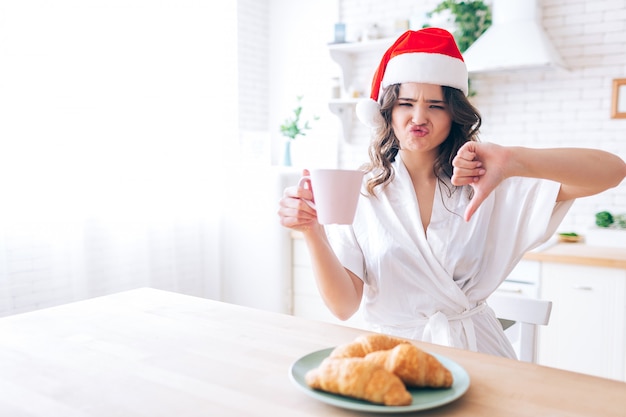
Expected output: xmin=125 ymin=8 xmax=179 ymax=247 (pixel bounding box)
xmin=430 ymin=105 xmax=445 ymax=110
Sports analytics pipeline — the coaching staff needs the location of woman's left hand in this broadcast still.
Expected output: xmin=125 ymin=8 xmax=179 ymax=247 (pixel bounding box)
xmin=451 ymin=142 xmax=510 ymax=222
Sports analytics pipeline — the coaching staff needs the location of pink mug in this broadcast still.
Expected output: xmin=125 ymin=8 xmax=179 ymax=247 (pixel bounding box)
xmin=298 ymin=169 xmax=364 ymax=225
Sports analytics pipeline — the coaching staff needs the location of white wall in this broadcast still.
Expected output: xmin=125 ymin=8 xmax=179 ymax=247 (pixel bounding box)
xmin=217 ymin=0 xmax=340 ymax=313
xmin=268 ymin=0 xmax=341 ymax=168
xmin=0 ymin=0 xmax=237 ymax=314
xmin=0 ymin=0 xmax=340 ymax=317
xmin=471 ymin=0 xmax=626 ymax=232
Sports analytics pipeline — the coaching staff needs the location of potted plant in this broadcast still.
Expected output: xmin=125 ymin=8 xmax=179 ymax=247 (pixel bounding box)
xmin=279 ymin=95 xmax=319 ymax=166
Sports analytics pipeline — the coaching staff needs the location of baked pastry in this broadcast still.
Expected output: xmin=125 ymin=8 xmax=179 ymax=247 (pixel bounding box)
xmin=329 ymin=333 xmax=409 ymax=359
xmin=364 ymin=343 xmax=453 ymax=388
xmin=305 ymin=357 xmax=413 ymax=406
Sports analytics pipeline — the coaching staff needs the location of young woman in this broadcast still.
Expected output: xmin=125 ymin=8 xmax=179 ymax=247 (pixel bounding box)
xmin=277 ymin=28 xmax=626 ymax=358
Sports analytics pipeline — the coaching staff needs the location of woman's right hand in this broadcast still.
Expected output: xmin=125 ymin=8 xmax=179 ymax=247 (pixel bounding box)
xmin=277 ymin=169 xmax=320 ymax=232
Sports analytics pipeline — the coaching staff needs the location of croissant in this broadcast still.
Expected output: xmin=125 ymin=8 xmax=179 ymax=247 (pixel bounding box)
xmin=364 ymin=343 xmax=453 ymax=388
xmin=329 ymin=333 xmax=409 ymax=359
xmin=305 ymin=357 xmax=413 ymax=406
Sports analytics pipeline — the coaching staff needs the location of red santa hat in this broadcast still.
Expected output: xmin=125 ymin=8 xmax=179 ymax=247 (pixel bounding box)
xmin=356 ymin=28 xmax=468 ymax=129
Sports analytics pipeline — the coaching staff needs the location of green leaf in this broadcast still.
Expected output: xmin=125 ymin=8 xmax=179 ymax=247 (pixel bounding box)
xmin=280 ymin=96 xmax=318 ymax=140
xmin=595 ymin=211 xmax=614 ymax=228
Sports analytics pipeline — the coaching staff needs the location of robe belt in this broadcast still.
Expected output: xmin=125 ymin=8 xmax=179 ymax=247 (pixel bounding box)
xmin=420 ymin=302 xmax=487 ymax=351
xmin=375 ymin=302 xmax=488 ymax=351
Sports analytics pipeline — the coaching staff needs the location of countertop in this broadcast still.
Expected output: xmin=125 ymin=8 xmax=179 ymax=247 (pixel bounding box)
xmin=1 ymin=288 xmax=624 ymax=417
xmin=524 ymin=243 xmax=626 ymax=269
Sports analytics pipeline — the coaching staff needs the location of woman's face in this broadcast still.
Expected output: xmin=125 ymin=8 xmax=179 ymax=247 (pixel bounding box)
xmin=391 ymin=83 xmax=452 ymax=156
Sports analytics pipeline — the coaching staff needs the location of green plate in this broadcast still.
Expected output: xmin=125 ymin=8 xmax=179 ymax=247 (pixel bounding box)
xmin=289 ymin=347 xmax=470 ymax=413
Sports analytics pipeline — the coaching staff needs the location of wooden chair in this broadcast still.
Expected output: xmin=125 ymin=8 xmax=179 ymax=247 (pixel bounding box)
xmin=488 ymin=293 xmax=553 ymax=363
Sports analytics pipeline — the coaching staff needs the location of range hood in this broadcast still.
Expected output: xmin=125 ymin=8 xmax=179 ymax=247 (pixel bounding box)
xmin=462 ymin=0 xmax=567 ymax=73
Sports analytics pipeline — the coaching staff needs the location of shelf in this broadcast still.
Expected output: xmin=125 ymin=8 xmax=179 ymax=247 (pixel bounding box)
xmin=327 ymin=37 xmax=394 ymax=143
xmin=327 ymin=37 xmax=395 ymax=53
xmin=328 ymin=37 xmax=395 ymax=91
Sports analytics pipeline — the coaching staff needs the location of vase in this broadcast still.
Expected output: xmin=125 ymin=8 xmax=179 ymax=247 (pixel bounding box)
xmin=282 ymin=139 xmax=292 ymax=166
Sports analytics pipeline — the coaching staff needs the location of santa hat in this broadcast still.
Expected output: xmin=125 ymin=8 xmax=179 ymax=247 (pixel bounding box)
xmin=356 ymin=28 xmax=468 ymax=129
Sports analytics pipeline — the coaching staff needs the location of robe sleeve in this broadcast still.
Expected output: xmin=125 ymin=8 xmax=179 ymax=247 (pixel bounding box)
xmin=468 ymin=177 xmax=575 ymax=294
xmin=491 ymin=177 xmax=573 ymax=255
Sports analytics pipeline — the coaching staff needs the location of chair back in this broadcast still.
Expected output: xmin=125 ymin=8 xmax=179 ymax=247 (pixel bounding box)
xmin=488 ymin=293 xmax=552 ymax=363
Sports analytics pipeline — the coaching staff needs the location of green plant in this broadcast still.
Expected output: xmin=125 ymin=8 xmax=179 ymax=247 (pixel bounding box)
xmin=595 ymin=211 xmax=614 ymax=228
xmin=428 ymin=0 xmax=492 ymax=53
xmin=280 ymin=96 xmax=319 ymax=140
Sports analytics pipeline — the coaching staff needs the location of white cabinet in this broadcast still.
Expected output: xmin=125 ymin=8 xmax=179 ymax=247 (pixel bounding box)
xmin=291 ymin=236 xmax=368 ymax=329
xmin=495 ymin=259 xmax=540 ymax=298
xmin=538 ymin=263 xmax=626 ymax=381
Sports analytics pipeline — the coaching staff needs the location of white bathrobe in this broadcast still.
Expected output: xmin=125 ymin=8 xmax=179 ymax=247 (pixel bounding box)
xmin=326 ymin=158 xmax=573 ymax=358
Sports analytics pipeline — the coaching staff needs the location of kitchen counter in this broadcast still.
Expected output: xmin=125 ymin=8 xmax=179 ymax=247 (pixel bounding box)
xmin=524 ymin=243 xmax=626 ymax=269
xmin=0 ymin=287 xmax=624 ymax=417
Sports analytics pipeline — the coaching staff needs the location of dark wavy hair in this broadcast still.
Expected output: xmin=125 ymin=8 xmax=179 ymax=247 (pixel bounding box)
xmin=361 ymin=84 xmax=482 ymax=196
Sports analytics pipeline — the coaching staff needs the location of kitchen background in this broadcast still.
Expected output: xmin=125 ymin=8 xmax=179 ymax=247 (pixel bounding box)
xmin=0 ymin=0 xmax=624 ymax=320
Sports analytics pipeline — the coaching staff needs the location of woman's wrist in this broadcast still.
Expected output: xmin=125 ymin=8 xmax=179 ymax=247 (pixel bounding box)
xmin=301 ymin=223 xmax=327 ymax=241
xmin=503 ymin=146 xmax=527 ymax=179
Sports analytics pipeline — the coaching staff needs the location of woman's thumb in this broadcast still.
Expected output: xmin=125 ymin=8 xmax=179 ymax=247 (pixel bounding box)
xmin=464 ymin=188 xmax=487 ymax=222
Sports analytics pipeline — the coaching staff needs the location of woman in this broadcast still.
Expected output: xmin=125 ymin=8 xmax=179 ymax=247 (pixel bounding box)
xmin=277 ymin=28 xmax=626 ymax=358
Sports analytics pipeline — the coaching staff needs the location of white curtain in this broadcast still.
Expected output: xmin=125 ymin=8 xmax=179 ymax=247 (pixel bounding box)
xmin=0 ymin=0 xmax=236 ymax=315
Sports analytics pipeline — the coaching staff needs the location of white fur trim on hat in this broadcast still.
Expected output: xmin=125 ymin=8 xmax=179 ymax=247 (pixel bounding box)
xmin=356 ymin=98 xmax=384 ymax=129
xmin=383 ymin=52 xmax=468 ymax=96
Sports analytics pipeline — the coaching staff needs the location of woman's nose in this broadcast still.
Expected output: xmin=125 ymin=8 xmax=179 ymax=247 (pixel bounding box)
xmin=411 ymin=106 xmax=427 ymax=125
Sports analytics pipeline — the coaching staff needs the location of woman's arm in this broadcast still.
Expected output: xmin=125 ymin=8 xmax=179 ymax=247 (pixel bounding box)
xmin=506 ymin=146 xmax=626 ymax=201
xmin=278 ymin=171 xmax=363 ymax=320
xmin=300 ymin=225 xmax=364 ymax=320
xmin=451 ymin=142 xmax=626 ymax=221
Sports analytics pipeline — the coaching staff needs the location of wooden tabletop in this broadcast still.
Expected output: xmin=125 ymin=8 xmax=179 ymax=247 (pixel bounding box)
xmin=524 ymin=243 xmax=626 ymax=269
xmin=0 ymin=288 xmax=624 ymax=417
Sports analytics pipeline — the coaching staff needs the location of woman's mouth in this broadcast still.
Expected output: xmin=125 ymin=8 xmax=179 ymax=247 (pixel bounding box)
xmin=410 ymin=126 xmax=429 ymax=137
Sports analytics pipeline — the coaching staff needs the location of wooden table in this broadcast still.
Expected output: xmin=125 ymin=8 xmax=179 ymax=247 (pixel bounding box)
xmin=0 ymin=288 xmax=624 ymax=416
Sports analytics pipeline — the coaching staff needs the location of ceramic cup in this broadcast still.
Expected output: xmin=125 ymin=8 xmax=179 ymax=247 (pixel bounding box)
xmin=298 ymin=169 xmax=364 ymax=225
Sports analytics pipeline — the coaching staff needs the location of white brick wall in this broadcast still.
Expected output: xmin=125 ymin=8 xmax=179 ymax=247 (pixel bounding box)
xmin=238 ymin=0 xmax=270 ymax=132
xmin=337 ymin=0 xmax=626 ymax=232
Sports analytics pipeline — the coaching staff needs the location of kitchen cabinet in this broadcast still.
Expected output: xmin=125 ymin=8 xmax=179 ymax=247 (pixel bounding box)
xmin=290 ymin=235 xmax=368 ymax=329
xmin=538 ymin=263 xmax=626 ymax=381
xmin=494 ymin=259 xmax=540 ymax=298
xmin=327 ymin=38 xmax=394 ymax=141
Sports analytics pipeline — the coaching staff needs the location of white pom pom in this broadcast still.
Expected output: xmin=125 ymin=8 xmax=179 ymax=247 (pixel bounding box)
xmin=355 ymin=98 xmax=384 ymax=129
